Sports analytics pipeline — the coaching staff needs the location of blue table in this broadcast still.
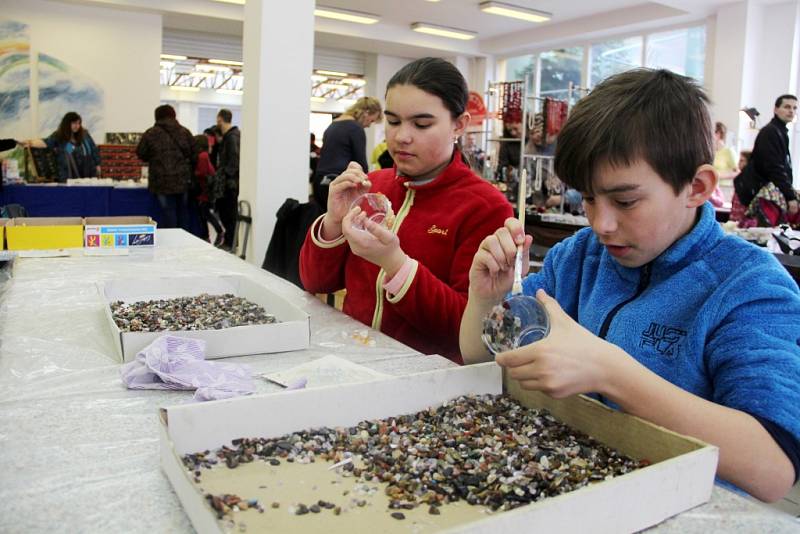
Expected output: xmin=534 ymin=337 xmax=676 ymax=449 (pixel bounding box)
xmin=0 ymin=184 xmax=205 ymax=235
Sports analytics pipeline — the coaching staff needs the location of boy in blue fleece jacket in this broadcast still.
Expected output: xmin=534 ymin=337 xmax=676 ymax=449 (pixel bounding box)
xmin=460 ymin=69 xmax=800 ymax=502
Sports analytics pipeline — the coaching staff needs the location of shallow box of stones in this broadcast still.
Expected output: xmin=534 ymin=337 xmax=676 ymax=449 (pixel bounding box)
xmin=100 ymin=275 xmax=310 ymax=363
xmin=159 ymin=363 xmax=718 ymax=533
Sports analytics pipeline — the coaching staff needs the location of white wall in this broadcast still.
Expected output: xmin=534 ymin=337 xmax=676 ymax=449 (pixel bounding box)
xmin=364 ymin=53 xmax=415 ymax=167
xmin=3 ymin=0 xmax=161 ymax=141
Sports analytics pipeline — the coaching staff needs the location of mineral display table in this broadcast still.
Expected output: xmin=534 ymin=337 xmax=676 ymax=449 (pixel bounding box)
xmin=0 ymin=230 xmax=796 ymax=532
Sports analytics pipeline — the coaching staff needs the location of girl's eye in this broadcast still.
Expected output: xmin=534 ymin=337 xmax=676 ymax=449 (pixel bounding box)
xmin=415 ymin=123 xmax=432 ymax=129
xmin=387 ymin=120 xmax=400 ymax=126
xmin=583 ymin=196 xmax=595 ymax=204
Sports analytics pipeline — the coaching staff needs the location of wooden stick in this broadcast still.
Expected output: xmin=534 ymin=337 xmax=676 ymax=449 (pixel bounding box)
xmin=518 ymin=168 xmax=527 ymax=227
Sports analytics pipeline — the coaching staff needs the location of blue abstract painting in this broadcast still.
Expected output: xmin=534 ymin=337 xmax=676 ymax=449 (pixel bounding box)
xmin=0 ymin=19 xmax=31 ymax=139
xmin=37 ymin=53 xmax=103 ymax=137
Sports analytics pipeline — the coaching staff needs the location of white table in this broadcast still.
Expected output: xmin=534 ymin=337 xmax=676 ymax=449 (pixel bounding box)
xmin=0 ymin=230 xmax=795 ymax=532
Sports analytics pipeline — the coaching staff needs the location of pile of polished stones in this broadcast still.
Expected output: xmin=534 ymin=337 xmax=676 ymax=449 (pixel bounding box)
xmin=483 ymin=303 xmax=523 ymax=353
xmin=184 ymin=394 xmax=644 ymax=521
xmin=111 ymin=294 xmax=277 ymax=332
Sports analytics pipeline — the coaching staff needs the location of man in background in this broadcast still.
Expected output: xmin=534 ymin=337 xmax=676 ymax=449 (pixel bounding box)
xmin=215 ymin=109 xmax=240 ymax=250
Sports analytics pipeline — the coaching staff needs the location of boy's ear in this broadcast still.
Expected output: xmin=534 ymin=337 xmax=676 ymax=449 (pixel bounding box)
xmin=686 ymin=164 xmax=718 ymax=208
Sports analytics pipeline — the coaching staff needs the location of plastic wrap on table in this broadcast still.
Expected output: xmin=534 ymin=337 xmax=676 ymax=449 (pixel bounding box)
xmin=0 ymin=231 xmax=448 ymax=532
xmin=0 ymin=231 xmax=796 ymax=533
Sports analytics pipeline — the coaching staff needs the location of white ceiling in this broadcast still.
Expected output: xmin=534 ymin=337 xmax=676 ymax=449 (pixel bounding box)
xmin=58 ymin=0 xmax=747 ymax=58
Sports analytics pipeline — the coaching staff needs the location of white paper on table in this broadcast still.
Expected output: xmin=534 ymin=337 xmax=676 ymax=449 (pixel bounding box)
xmin=83 ymin=248 xmax=130 ymax=257
xmin=17 ymin=249 xmax=71 ymax=258
xmin=262 ymin=355 xmax=391 ymax=389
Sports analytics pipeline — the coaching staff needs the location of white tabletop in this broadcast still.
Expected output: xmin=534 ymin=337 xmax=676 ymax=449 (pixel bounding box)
xmin=0 ymin=229 xmax=795 ymax=532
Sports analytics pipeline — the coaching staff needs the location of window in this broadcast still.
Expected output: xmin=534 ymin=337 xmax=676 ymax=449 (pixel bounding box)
xmin=646 ymin=26 xmax=706 ymax=82
xmin=589 ymin=36 xmax=643 ymax=87
xmin=505 ymin=54 xmax=535 ymax=82
xmin=539 ymin=47 xmax=583 ymax=101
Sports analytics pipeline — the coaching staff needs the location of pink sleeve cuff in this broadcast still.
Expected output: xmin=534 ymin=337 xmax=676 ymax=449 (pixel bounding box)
xmin=383 ymin=255 xmax=414 ymax=295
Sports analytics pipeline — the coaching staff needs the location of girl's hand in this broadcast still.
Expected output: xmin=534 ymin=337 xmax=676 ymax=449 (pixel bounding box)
xmin=320 ymin=162 xmax=371 ymax=239
xmin=342 ymin=207 xmax=406 ymax=277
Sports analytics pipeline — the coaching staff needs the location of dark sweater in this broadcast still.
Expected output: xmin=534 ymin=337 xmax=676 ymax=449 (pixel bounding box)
xmin=750 ymin=116 xmax=795 ymax=202
xmin=315 ymin=120 xmax=368 ymax=178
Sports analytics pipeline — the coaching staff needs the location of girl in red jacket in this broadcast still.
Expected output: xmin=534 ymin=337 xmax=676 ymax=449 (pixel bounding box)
xmin=300 ymin=58 xmax=512 ymax=364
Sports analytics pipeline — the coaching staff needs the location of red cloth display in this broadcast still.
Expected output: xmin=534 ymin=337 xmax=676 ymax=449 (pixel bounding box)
xmin=544 ymin=98 xmax=568 ymax=136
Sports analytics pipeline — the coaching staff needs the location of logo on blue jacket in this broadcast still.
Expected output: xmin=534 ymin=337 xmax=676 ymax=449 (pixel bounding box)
xmin=640 ymin=322 xmax=687 ymax=359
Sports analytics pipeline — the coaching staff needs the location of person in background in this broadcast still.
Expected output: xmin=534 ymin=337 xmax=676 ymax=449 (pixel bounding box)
xmin=192 ymin=134 xmax=225 ymax=247
xmin=310 ymin=132 xmax=321 ymax=179
xmin=204 ymin=126 xmax=222 ymax=168
xmin=215 ymin=109 xmax=240 ymax=250
xmin=370 ymin=138 xmax=388 ymax=170
xmin=25 ymin=112 xmax=101 ymax=182
xmin=312 ymin=97 xmax=382 ymax=209
xmin=735 ymin=94 xmax=798 ymax=226
xmin=137 ymin=104 xmax=197 ymax=231
xmin=462 ymin=133 xmax=485 ymax=173
xmin=713 ymin=122 xmax=738 ymax=180
xmin=461 ymin=69 xmax=800 ymax=502
xmin=300 ymin=57 xmax=512 ymax=363
xmin=496 ymin=121 xmax=521 ymax=181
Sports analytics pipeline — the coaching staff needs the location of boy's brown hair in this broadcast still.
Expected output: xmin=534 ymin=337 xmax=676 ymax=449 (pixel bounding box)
xmin=555 ymin=69 xmax=713 ymax=195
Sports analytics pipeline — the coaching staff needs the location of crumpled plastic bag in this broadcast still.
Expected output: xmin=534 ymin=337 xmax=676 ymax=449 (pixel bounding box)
xmin=120 ymin=335 xmax=254 ymax=401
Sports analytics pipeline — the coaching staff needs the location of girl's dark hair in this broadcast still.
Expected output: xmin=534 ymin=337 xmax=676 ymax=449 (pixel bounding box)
xmin=555 ymin=69 xmax=713 ymax=196
xmin=56 ymin=111 xmax=84 ymax=143
xmin=386 ymin=57 xmax=468 ymax=119
xmin=194 ymin=134 xmax=209 ymax=153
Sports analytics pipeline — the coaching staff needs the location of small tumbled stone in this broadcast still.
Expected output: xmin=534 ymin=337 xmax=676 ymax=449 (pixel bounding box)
xmin=296 ymin=504 xmax=309 ymax=515
xmin=271 ymin=502 xmax=280 ymax=509
xmin=428 ymin=505 xmax=441 ymax=515
xmin=269 ymin=459 xmax=281 ymax=466
xmin=391 ymin=512 xmax=406 ymax=520
xmin=309 ymin=504 xmax=321 ymax=513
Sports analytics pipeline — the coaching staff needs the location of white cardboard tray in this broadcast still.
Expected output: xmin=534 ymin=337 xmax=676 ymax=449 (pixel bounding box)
xmin=101 ymin=275 xmax=310 ymax=362
xmin=159 ymin=363 xmax=718 ymax=533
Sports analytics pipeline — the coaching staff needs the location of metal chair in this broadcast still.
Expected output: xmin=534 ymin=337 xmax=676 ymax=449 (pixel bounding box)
xmin=232 ymin=199 xmax=252 ymax=260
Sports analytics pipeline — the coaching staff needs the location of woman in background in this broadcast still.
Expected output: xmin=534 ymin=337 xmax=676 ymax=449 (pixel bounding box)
xmin=25 ymin=112 xmax=100 ymax=182
xmin=312 ymin=97 xmax=382 ymax=209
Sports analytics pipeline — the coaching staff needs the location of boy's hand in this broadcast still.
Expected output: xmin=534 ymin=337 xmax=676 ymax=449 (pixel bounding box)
xmin=321 ymin=162 xmax=371 ymax=239
xmin=468 ymin=217 xmax=532 ymax=305
xmin=496 ymin=289 xmax=616 ymax=398
xmin=342 ymin=206 xmax=406 ymax=277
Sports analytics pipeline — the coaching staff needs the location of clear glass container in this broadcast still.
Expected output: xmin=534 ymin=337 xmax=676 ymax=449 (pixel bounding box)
xmin=349 ymin=193 xmax=393 ymax=231
xmin=482 ymin=294 xmax=550 ymax=355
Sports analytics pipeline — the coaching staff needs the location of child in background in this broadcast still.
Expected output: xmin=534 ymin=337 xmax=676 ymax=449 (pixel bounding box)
xmin=460 ymin=69 xmax=800 ymax=502
xmin=193 ymin=135 xmax=225 ymax=247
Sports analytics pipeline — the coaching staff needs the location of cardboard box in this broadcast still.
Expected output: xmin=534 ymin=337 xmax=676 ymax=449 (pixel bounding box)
xmin=101 ymin=275 xmax=311 ymax=362
xmin=6 ymin=217 xmax=84 ymax=250
xmin=0 ymin=219 xmax=8 ymax=250
xmin=85 ymin=216 xmax=157 ymax=248
xmin=159 ymin=364 xmax=718 ymax=534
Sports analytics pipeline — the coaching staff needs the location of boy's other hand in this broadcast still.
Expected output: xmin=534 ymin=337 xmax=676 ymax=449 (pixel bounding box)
xmin=468 ymin=218 xmax=532 ymax=305
xmin=496 ymin=289 xmax=616 ymax=398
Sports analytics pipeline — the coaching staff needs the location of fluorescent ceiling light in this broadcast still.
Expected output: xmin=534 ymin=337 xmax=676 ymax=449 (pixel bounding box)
xmin=343 ymin=78 xmax=366 ymax=86
xmin=315 ymin=69 xmax=348 ymax=77
xmin=310 ymin=96 xmax=327 ymax=103
xmin=411 ymin=22 xmax=476 ymax=40
xmin=217 ymin=89 xmax=243 ymax=95
xmin=188 ymin=71 xmax=215 ymax=78
xmin=314 ymin=6 xmax=379 ymax=24
xmin=170 ymin=86 xmax=200 ymax=92
xmin=321 ymin=83 xmax=349 ymax=90
xmin=208 ymin=58 xmax=243 ymax=66
xmin=214 ymin=0 xmax=245 ymax=4
xmin=160 ymin=54 xmax=187 ymax=61
xmin=196 ymin=64 xmax=231 ymax=72
xmin=479 ymin=2 xmax=551 ymax=23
